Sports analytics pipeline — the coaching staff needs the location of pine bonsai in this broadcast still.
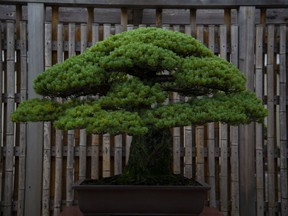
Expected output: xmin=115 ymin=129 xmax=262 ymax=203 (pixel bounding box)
xmin=12 ymin=27 xmax=267 ymax=184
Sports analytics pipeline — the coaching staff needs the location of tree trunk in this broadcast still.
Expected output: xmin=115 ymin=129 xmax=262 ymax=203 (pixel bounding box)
xmin=124 ymin=127 xmax=172 ymax=177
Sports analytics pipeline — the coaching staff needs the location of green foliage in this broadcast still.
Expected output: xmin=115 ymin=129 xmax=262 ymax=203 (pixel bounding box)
xmin=12 ymin=27 xmax=267 ymax=135
xmin=11 ymin=98 xmax=62 ymax=122
xmin=175 ymin=56 xmax=246 ymax=96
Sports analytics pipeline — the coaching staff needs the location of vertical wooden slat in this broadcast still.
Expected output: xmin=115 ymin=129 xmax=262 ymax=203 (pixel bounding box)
xmin=66 ymin=23 xmax=76 ymax=207
xmin=208 ymin=25 xmax=216 ymax=208
xmin=267 ymin=24 xmax=276 ymax=216
xmin=230 ymin=24 xmax=239 ymax=216
xmin=190 ymin=9 xmax=196 ymax=37
xmin=90 ymin=22 xmax=100 ymax=181
xmin=255 ymin=24 xmax=265 ymax=216
xmin=114 ymin=135 xmax=122 ymax=175
xmin=53 ymin=23 xmax=64 ymax=216
xmin=3 ymin=20 xmax=15 ymax=216
xmin=125 ymin=135 xmax=132 ymax=165
xmin=92 ymin=23 xmax=99 ymax=45
xmin=17 ymin=20 xmax=27 ymax=216
xmin=184 ymin=25 xmax=192 ymax=178
xmin=102 ymin=134 xmax=111 ymax=178
xmin=183 ymin=22 xmax=192 ymax=178
xmin=80 ymin=23 xmax=87 ymax=52
xmin=91 ymin=134 xmax=100 ymax=179
xmin=156 ymin=9 xmax=162 ymax=27
xmin=102 ymin=24 xmax=111 ymax=178
xmin=219 ymin=25 xmax=228 ymax=216
xmin=79 ymin=129 xmax=87 ymax=180
xmin=279 ymin=24 xmax=288 ymax=216
xmin=42 ymin=22 xmax=52 ymax=216
xmin=184 ymin=126 xmax=192 ymax=178
xmin=195 ymin=25 xmax=205 ymax=183
xmin=115 ymin=24 xmax=123 ymax=34
xmin=121 ymin=8 xmax=128 ymax=31
xmin=238 ymin=7 xmax=256 ymax=216
xmin=172 ymin=27 xmax=182 ymax=175
xmin=79 ymin=23 xmax=88 ymax=181
xmin=172 ymin=91 xmax=181 ymax=175
xmin=87 ymin=7 xmax=94 ymax=43
xmin=173 ymin=125 xmax=181 ymax=174
xmin=90 ymin=24 xmax=100 ymax=180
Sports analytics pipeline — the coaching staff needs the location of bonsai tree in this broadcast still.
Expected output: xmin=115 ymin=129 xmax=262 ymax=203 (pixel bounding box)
xmin=12 ymin=27 xmax=267 ymax=184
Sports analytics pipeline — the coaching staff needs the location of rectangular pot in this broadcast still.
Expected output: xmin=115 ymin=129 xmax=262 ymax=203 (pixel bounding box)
xmin=73 ymin=180 xmax=210 ymax=216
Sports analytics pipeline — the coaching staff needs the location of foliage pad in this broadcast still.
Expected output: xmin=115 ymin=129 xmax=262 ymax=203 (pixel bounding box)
xmin=12 ymin=27 xmax=267 ymax=135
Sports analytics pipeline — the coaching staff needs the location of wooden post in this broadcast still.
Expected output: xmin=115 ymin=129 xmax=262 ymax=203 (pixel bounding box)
xmin=121 ymin=8 xmax=128 ymax=31
xmin=102 ymin=24 xmax=111 ymax=178
xmin=17 ymin=20 xmax=28 ymax=216
xmin=156 ymin=9 xmax=162 ymax=27
xmin=238 ymin=6 xmax=256 ymax=216
xmin=255 ymin=24 xmax=265 ymax=216
xmin=79 ymin=23 xmax=88 ymax=181
xmin=42 ymin=22 xmax=52 ymax=216
xmin=25 ymin=3 xmax=45 ymax=216
xmin=53 ymin=23 xmax=64 ymax=216
xmin=219 ymin=25 xmax=228 ymax=216
xmin=208 ymin=25 xmax=216 ymax=208
xmin=279 ymin=24 xmax=288 ymax=216
xmin=266 ymin=24 xmax=276 ymax=216
xmin=3 ymin=20 xmax=15 ymax=216
xmin=230 ymin=25 xmax=240 ymax=216
xmin=66 ymin=23 xmax=76 ymax=207
xmin=195 ymin=26 xmax=205 ymax=183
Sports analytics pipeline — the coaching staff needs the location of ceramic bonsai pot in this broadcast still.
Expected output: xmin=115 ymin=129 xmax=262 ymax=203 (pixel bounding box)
xmin=73 ymin=180 xmax=210 ymax=216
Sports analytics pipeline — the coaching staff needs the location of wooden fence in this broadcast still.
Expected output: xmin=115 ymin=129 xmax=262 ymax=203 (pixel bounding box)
xmin=0 ymin=1 xmax=288 ymax=216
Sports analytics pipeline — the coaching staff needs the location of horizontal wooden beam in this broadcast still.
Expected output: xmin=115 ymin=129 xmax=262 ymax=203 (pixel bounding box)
xmin=1 ymin=0 xmax=288 ymax=8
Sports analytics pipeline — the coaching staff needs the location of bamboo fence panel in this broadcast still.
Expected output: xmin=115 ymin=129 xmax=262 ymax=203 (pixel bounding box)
xmin=17 ymin=20 xmax=27 ymax=216
xmin=114 ymin=135 xmax=123 ymax=175
xmin=79 ymin=23 xmax=88 ymax=181
xmin=113 ymin=25 xmax=123 ymax=176
xmin=53 ymin=22 xmax=64 ymax=216
xmin=0 ymin=7 xmax=287 ymax=214
xmin=124 ymin=25 xmax=134 ymax=166
xmin=172 ymin=96 xmax=181 ymax=175
xmin=267 ymin=24 xmax=276 ymax=216
xmin=3 ymin=20 xmax=15 ymax=216
xmin=125 ymin=135 xmax=132 ymax=165
xmin=184 ymin=125 xmax=193 ymax=178
xmin=171 ymin=25 xmax=182 ymax=175
xmin=91 ymin=134 xmax=100 ymax=179
xmin=219 ymin=25 xmax=228 ymax=216
xmin=229 ymin=24 xmax=240 ymax=216
xmin=102 ymin=24 xmax=111 ymax=178
xmin=255 ymin=24 xmax=265 ymax=216
xmin=120 ymin=8 xmax=128 ymax=31
xmin=279 ymin=24 xmax=288 ymax=216
xmin=66 ymin=23 xmax=76 ymax=207
xmin=207 ymin=25 xmax=217 ymax=208
xmin=195 ymin=25 xmax=205 ymax=184
xmin=102 ymin=133 xmax=111 ymax=178
xmin=182 ymin=22 xmax=193 ymax=176
xmin=42 ymin=22 xmax=52 ymax=216
xmin=90 ymin=23 xmax=100 ymax=180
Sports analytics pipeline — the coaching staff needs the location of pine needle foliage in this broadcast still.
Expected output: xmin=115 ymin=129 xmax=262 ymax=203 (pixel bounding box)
xmin=12 ymin=27 xmax=266 ymax=134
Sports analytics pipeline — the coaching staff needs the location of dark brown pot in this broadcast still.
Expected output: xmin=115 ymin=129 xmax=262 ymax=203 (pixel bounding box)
xmin=73 ymin=180 xmax=210 ymax=216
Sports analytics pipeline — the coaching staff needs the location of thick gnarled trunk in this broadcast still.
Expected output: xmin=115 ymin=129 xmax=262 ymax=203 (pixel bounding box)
xmin=124 ymin=127 xmax=172 ymax=177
